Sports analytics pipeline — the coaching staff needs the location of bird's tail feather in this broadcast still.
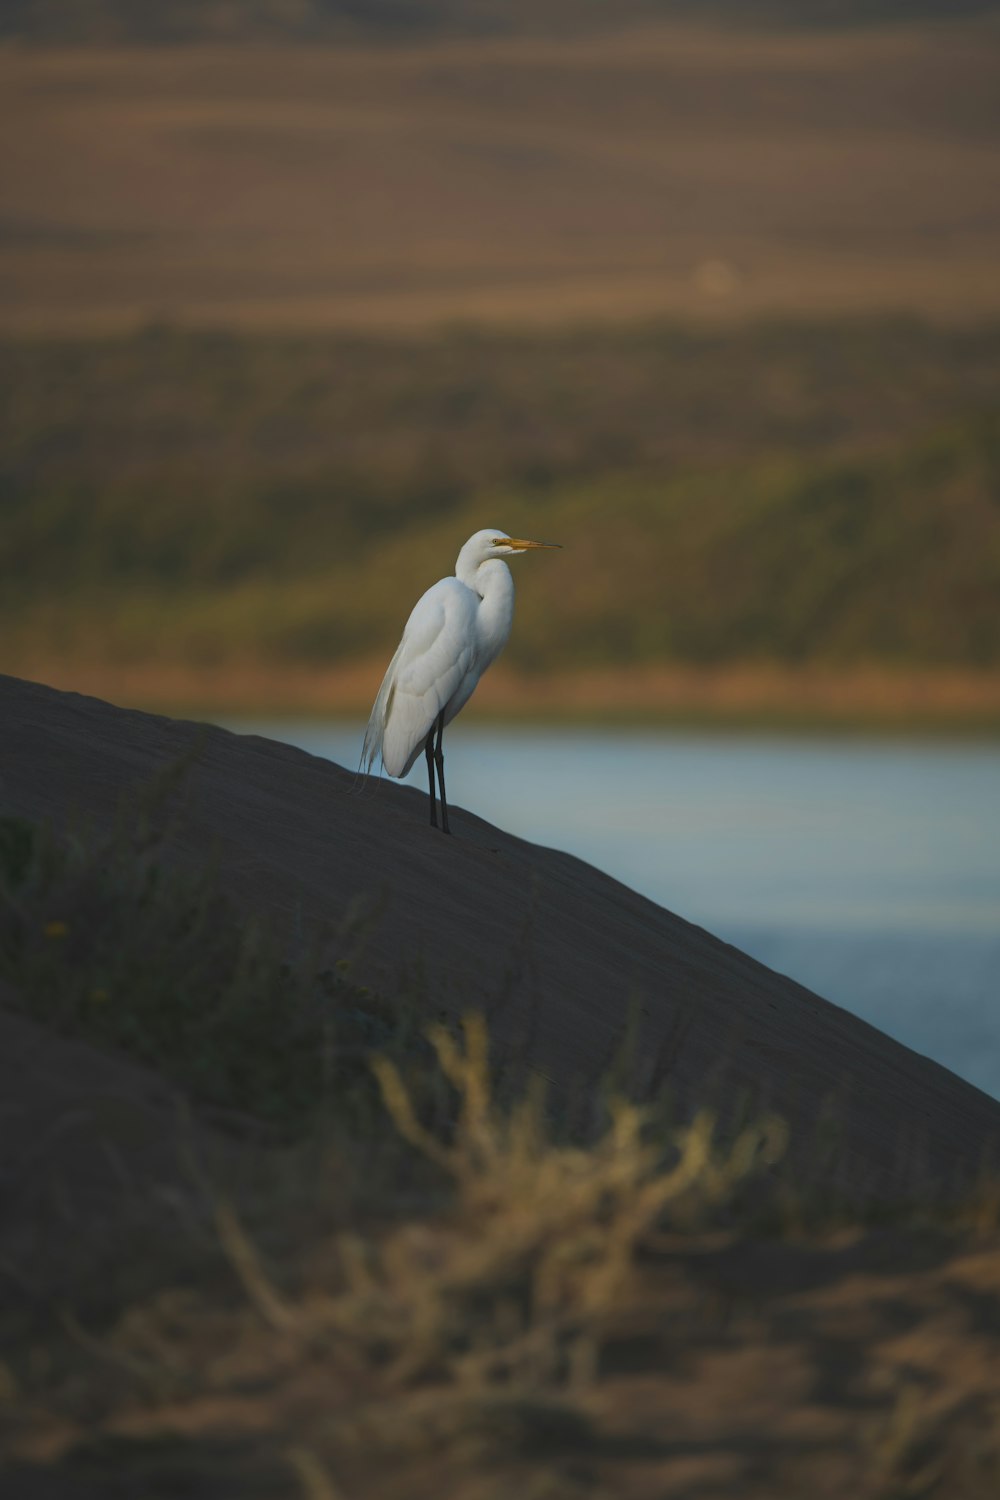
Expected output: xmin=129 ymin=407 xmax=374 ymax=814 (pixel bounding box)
xmin=361 ymin=637 xmax=406 ymax=775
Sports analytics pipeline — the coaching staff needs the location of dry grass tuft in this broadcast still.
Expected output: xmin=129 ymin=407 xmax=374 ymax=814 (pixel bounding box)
xmin=3 ymin=1012 xmax=788 ymax=1494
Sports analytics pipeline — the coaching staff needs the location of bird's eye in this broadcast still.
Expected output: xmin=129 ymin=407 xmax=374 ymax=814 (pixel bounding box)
xmin=491 ymin=537 xmax=504 ymax=546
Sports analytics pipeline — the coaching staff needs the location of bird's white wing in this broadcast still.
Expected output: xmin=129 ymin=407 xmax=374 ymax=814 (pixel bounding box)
xmin=365 ymin=578 xmax=479 ymax=778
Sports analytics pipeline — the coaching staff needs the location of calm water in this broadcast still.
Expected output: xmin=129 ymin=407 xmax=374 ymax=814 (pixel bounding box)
xmin=231 ymin=721 xmax=1000 ymax=1100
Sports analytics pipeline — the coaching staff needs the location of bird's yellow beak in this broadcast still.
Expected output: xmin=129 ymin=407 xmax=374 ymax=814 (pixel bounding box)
xmin=506 ymin=537 xmax=561 ymax=551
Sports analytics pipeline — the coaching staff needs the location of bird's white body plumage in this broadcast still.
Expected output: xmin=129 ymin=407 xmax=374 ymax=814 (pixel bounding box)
xmin=363 ymin=530 xmax=520 ymax=779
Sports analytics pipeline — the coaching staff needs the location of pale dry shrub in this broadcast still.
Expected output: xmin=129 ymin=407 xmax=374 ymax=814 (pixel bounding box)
xmin=69 ymin=1013 xmax=787 ymax=1487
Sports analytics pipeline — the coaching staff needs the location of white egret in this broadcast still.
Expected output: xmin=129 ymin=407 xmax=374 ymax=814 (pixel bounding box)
xmin=362 ymin=529 xmax=560 ymax=833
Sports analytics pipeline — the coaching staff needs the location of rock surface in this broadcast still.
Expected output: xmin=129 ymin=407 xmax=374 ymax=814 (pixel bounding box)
xmin=3 ymin=671 xmax=998 ymax=1200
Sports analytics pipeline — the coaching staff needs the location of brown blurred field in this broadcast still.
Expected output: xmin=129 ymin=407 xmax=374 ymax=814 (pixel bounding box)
xmin=4 ymin=18 xmax=1000 ymax=722
xmin=3 ymin=21 xmax=1000 ymax=333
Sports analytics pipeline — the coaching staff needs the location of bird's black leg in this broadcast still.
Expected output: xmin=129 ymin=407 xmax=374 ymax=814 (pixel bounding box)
xmin=425 ymin=728 xmax=438 ymax=828
xmin=433 ymin=709 xmax=450 ymax=835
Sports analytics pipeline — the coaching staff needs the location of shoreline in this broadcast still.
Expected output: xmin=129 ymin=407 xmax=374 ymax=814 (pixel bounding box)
xmin=11 ymin=659 xmax=1000 ymax=736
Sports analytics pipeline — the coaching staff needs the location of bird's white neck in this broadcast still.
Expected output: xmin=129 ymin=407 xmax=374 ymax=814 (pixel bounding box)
xmin=457 ymin=549 xmax=509 ymax=596
xmin=457 ymin=554 xmax=515 ymax=665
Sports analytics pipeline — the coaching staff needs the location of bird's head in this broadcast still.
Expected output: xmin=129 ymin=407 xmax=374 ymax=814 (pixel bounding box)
xmin=463 ymin=529 xmax=561 ymax=563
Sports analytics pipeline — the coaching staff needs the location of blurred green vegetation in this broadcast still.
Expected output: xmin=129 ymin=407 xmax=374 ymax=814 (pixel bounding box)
xmin=3 ymin=318 xmax=1000 ymax=676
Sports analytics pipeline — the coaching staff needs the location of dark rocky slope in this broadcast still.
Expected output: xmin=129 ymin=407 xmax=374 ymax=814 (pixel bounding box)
xmin=3 ymin=671 xmax=998 ymax=1201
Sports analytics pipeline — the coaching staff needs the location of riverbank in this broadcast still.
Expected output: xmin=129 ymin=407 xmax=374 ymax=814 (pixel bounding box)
xmin=15 ymin=658 xmax=1000 ymax=734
